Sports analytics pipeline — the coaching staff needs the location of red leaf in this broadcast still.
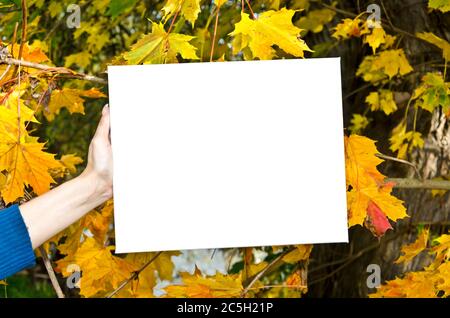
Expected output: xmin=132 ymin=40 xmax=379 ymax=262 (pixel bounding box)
xmin=365 ymin=201 xmax=393 ymax=238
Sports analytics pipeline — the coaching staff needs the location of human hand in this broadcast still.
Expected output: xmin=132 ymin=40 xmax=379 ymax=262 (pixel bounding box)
xmin=81 ymin=104 xmax=113 ymax=200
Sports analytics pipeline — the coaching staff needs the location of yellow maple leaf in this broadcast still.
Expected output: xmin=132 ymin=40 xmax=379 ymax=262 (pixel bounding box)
xmin=124 ymin=22 xmax=199 ymax=64
xmin=332 ymin=17 xmax=369 ymax=40
xmin=282 ymin=245 xmax=313 ymax=263
xmin=165 ymin=272 xmax=243 ymax=298
xmin=10 ymin=42 xmax=49 ymax=63
xmin=0 ymin=141 xmax=62 ymax=203
xmin=58 ymin=237 xmax=137 ymax=297
xmin=357 ymin=49 xmax=413 ymax=83
xmin=349 ymin=114 xmax=370 ymax=134
xmin=45 ymin=88 xmax=106 ymax=121
xmin=161 ymin=0 xmax=201 ymax=26
xmin=370 ymin=271 xmax=438 ymax=298
xmin=229 ymin=8 xmax=312 ymax=60
xmin=389 ymin=122 xmax=424 ymax=159
xmin=395 ymin=229 xmax=429 ymax=264
xmin=364 ymin=27 xmax=387 ymax=54
xmin=345 ymin=135 xmax=407 ymax=227
xmin=417 ymin=32 xmax=450 ymax=61
xmin=60 ymin=154 xmax=83 ymax=174
xmin=365 ymin=90 xmax=398 ymax=115
xmin=431 ymin=233 xmax=450 ymax=265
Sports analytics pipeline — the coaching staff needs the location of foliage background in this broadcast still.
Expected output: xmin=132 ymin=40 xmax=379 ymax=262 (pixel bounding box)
xmin=0 ymin=0 xmax=450 ymax=298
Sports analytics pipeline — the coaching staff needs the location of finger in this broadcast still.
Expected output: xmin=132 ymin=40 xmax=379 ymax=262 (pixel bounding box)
xmin=94 ymin=104 xmax=110 ymax=140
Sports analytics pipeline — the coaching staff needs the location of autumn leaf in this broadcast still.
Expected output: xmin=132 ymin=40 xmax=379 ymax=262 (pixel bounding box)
xmin=364 ymin=27 xmax=387 ymax=54
xmin=370 ymin=271 xmax=438 ymax=298
xmin=282 ymin=245 xmax=313 ymax=263
xmin=229 ymin=8 xmax=312 ymax=60
xmin=64 ymin=51 xmax=92 ymax=69
xmin=0 ymin=131 xmax=62 ymax=203
xmin=60 ymin=154 xmax=83 ymax=174
xmin=165 ymin=272 xmax=243 ymax=298
xmin=345 ymin=135 xmax=407 ymax=232
xmin=428 ymin=0 xmax=450 ymax=13
xmin=161 ymin=0 xmax=201 ymax=26
xmin=417 ymin=32 xmax=450 ymax=62
xmin=411 ymin=72 xmax=450 ymax=114
xmin=58 ymin=237 xmax=137 ymax=297
xmin=296 ymin=8 xmax=335 ymax=34
xmin=123 ymin=22 xmax=199 ymax=64
xmin=332 ymin=17 xmax=369 ymax=40
xmin=349 ymin=114 xmax=370 ymax=134
xmin=365 ymin=90 xmax=398 ymax=115
xmin=395 ymin=229 xmax=429 ymax=264
xmin=46 ymin=88 xmax=106 ymax=121
xmin=357 ymin=49 xmax=413 ymax=83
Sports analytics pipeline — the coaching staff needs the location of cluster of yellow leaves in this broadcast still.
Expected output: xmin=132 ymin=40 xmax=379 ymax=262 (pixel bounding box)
xmin=428 ymin=0 xmax=450 ymax=12
xmin=395 ymin=229 xmax=429 ymax=264
xmin=51 ymin=199 xmax=180 ymax=297
xmin=349 ymin=114 xmax=371 ymax=134
xmin=345 ymin=135 xmax=407 ymax=236
xmin=165 ymin=272 xmax=243 ymax=298
xmin=0 ymin=85 xmax=62 ymax=203
xmin=45 ymin=87 xmax=106 ymax=121
xmin=229 ymin=8 xmax=312 ymax=60
xmin=332 ymin=17 xmax=369 ymax=40
xmin=357 ymin=49 xmax=413 ymax=83
xmin=372 ymin=232 xmax=450 ymax=297
xmin=161 ymin=0 xmax=201 ymax=26
xmin=333 ymin=18 xmax=396 ymax=54
xmin=365 ymin=89 xmax=398 ymax=115
xmin=296 ymin=8 xmax=336 ymax=34
xmin=389 ymin=123 xmax=424 ymax=159
xmin=0 ymin=42 xmax=49 ymax=86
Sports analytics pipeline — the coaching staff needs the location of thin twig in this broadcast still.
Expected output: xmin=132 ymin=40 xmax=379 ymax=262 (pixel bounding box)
xmin=105 ymin=251 xmax=163 ymax=298
xmin=210 ymin=6 xmax=220 ymax=62
xmin=167 ymin=1 xmax=183 ymax=34
xmin=0 ymin=57 xmax=107 ymax=84
xmin=244 ymin=0 xmax=256 ymax=19
xmin=38 ymin=246 xmax=65 ymax=298
xmin=376 ymin=153 xmax=423 ymax=180
xmin=17 ymin=0 xmax=27 ymax=61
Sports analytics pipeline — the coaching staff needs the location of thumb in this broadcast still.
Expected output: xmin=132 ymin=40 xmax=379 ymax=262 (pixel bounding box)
xmin=94 ymin=104 xmax=110 ymax=140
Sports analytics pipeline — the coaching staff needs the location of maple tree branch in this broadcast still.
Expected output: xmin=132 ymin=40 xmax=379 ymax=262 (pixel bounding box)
xmin=387 ymin=178 xmax=450 ymax=190
xmin=105 ymin=251 xmax=163 ymax=298
xmin=0 ymin=57 xmax=107 ymax=84
xmin=38 ymin=246 xmax=65 ymax=298
xmin=241 ymin=247 xmax=295 ymax=297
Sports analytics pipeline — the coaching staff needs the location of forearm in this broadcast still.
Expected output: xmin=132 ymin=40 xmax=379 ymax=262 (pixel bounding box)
xmin=19 ymin=171 xmax=112 ymax=249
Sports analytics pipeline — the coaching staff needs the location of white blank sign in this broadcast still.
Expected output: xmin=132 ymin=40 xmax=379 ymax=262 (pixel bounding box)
xmin=108 ymin=58 xmax=348 ymax=253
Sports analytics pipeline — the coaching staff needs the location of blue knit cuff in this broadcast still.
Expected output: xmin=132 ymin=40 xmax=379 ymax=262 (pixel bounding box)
xmin=0 ymin=204 xmax=36 ymax=280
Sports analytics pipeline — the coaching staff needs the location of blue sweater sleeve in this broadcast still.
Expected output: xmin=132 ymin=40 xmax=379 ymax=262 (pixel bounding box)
xmin=0 ymin=205 xmax=36 ymax=280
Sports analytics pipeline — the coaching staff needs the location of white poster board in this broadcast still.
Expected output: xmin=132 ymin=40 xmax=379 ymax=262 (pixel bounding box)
xmin=108 ymin=58 xmax=348 ymax=253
